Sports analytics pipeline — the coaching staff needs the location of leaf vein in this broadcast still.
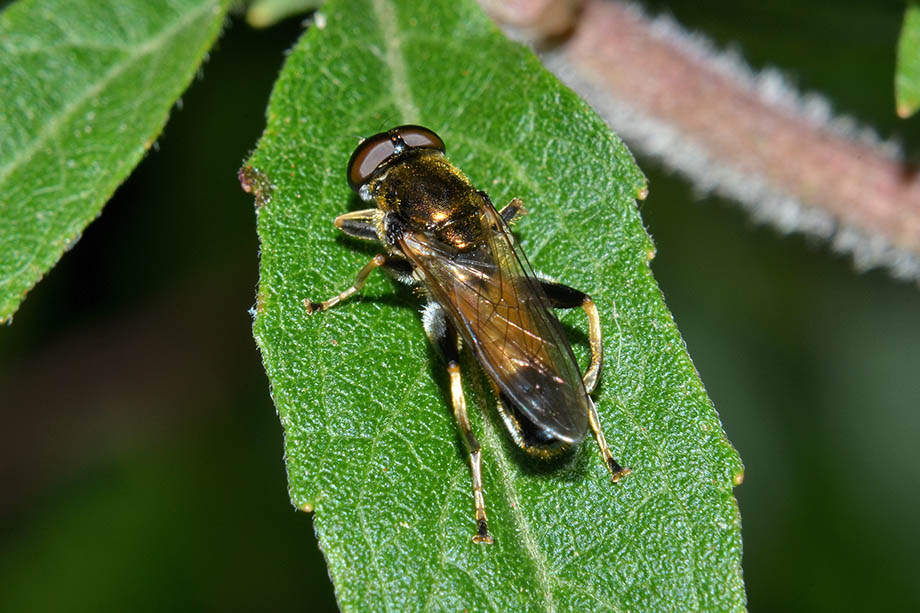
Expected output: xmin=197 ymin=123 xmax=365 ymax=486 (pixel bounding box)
xmin=0 ymin=1 xmax=219 ymax=186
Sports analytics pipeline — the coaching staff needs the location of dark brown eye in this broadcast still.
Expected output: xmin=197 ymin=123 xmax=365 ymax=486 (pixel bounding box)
xmin=393 ymin=125 xmax=445 ymax=152
xmin=347 ymin=133 xmax=396 ymax=192
xmin=347 ymin=125 xmax=446 ymax=193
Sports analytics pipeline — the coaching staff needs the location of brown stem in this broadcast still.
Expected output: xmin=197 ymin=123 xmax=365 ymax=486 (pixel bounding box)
xmin=486 ymin=0 xmax=920 ymax=281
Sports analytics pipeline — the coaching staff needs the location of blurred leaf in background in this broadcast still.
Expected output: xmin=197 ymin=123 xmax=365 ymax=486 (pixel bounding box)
xmin=0 ymin=0 xmax=228 ymax=322
xmin=0 ymin=9 xmax=338 ymax=613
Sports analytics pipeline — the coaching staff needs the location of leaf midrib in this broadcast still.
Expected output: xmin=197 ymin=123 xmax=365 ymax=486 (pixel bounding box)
xmin=372 ymin=0 xmax=418 ymax=124
xmin=366 ymin=1 xmax=558 ymax=610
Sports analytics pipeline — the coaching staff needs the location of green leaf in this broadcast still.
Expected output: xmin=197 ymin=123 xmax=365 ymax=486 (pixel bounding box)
xmin=897 ymin=1 xmax=920 ymax=118
xmin=0 ymin=0 xmax=228 ymax=322
xmin=245 ymin=0 xmax=745 ymax=610
xmin=246 ymin=0 xmax=322 ymax=28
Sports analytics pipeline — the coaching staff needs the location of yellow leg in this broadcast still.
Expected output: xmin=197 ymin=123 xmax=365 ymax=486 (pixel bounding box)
xmin=538 ymin=280 xmax=603 ymax=393
xmin=576 ymin=298 xmax=629 ymax=480
xmin=581 ymin=297 xmax=603 ymax=394
xmin=587 ymin=398 xmax=630 ymax=481
xmin=304 ymin=254 xmax=386 ymax=313
xmin=448 ymin=363 xmax=493 ymax=544
xmin=333 ymin=208 xmax=380 ymax=241
xmin=538 ymin=281 xmax=627 ymax=478
xmin=498 ymin=197 xmax=527 ymax=224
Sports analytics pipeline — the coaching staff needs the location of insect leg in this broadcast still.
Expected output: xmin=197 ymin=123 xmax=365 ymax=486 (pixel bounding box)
xmin=449 ymin=362 xmax=494 ymax=544
xmin=423 ymin=302 xmax=493 ymax=544
xmin=587 ymin=398 xmax=630 ymax=481
xmin=497 ymin=197 xmax=527 ymax=224
xmin=304 ymin=254 xmax=387 ymax=313
xmin=539 ymin=281 xmax=603 ymax=393
xmin=540 ymin=281 xmax=629 ymax=481
xmin=334 ymin=208 xmax=380 ymax=241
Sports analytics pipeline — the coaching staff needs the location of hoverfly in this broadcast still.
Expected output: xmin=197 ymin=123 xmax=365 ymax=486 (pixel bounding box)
xmin=305 ymin=125 xmax=629 ymax=543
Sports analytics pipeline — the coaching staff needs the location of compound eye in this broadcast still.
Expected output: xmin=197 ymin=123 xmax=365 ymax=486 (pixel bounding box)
xmin=347 ymin=133 xmax=396 ymax=192
xmin=393 ymin=125 xmax=445 ymax=152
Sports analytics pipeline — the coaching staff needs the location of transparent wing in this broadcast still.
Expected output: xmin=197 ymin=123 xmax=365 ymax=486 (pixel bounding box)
xmin=400 ymin=205 xmax=590 ymax=444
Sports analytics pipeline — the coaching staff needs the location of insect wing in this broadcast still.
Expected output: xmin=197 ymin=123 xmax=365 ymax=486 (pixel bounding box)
xmin=400 ymin=205 xmax=590 ymax=444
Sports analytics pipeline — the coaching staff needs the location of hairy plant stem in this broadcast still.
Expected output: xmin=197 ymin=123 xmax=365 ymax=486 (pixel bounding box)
xmin=487 ymin=0 xmax=920 ymax=282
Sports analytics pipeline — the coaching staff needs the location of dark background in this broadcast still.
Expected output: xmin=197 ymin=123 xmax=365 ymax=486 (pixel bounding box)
xmin=1 ymin=1 xmax=918 ymax=610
